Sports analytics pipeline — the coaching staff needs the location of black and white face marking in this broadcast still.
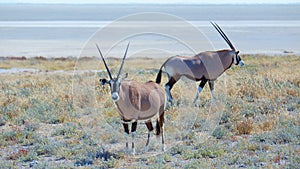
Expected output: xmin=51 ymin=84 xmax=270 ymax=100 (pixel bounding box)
xmin=233 ymin=51 xmax=244 ymax=66
xmin=99 ymin=78 xmax=122 ymax=102
xmin=210 ymin=22 xmax=245 ymax=67
xmin=109 ymin=78 xmax=121 ymax=102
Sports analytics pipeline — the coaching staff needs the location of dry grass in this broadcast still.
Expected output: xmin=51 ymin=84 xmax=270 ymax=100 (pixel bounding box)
xmin=0 ymin=55 xmax=299 ymax=168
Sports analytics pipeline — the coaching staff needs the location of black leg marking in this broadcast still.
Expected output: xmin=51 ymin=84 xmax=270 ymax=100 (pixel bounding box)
xmin=123 ymin=123 xmax=129 ymax=135
xmin=199 ymin=79 xmax=208 ymax=88
xmin=131 ymin=121 xmax=137 ymax=133
xmin=165 ymin=77 xmax=177 ymax=90
xmin=208 ymin=81 xmax=214 ymax=90
xmin=165 ymin=77 xmax=178 ymax=104
xmin=145 ymin=121 xmax=154 ymax=132
xmin=193 ymin=79 xmax=208 ymax=104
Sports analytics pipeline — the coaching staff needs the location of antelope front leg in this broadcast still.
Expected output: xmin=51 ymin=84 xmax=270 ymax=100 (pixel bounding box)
xmin=131 ymin=121 xmax=137 ymax=155
xmin=122 ymin=123 xmax=130 ymax=154
xmin=193 ymin=79 xmax=207 ymax=105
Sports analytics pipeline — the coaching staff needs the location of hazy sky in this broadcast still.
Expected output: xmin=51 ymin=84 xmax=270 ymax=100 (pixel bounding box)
xmin=1 ymin=0 xmax=300 ymax=4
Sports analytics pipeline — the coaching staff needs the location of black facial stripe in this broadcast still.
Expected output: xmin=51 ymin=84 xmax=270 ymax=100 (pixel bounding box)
xmin=235 ymin=54 xmax=241 ymax=65
xmin=112 ymin=83 xmax=117 ymax=92
xmin=111 ymin=81 xmax=120 ymax=93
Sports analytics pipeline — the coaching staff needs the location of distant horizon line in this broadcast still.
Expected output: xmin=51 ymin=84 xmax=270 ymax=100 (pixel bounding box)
xmin=1 ymin=2 xmax=300 ymax=5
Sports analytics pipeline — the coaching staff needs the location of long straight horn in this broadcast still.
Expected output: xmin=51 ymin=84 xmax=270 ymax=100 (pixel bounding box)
xmin=96 ymin=44 xmax=113 ymax=80
xmin=116 ymin=42 xmax=130 ymax=80
xmin=210 ymin=22 xmax=236 ymax=51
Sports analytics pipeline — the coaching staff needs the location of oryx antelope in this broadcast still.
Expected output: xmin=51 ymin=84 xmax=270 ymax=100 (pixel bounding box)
xmin=97 ymin=43 xmax=166 ymax=155
xmin=156 ymin=22 xmax=245 ymax=105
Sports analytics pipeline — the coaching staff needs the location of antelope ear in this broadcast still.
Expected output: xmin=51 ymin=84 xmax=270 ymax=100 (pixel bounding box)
xmin=100 ymin=78 xmax=109 ymax=85
xmin=236 ymin=51 xmax=240 ymax=54
xmin=121 ymin=73 xmax=128 ymax=81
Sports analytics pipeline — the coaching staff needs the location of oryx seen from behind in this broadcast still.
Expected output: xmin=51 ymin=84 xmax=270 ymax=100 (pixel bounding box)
xmin=156 ymin=22 xmax=245 ymax=105
xmin=97 ymin=43 xmax=166 ymax=155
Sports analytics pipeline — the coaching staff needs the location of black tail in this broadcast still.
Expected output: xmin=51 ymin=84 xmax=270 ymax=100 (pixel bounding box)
xmin=156 ymin=56 xmax=176 ymax=84
xmin=155 ymin=67 xmax=163 ymax=84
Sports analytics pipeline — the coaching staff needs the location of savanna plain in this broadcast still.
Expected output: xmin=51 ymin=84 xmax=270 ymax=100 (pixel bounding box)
xmin=0 ymin=55 xmax=299 ymax=168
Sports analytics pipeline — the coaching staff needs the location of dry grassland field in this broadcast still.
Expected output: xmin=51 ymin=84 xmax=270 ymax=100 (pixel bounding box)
xmin=0 ymin=55 xmax=299 ymax=168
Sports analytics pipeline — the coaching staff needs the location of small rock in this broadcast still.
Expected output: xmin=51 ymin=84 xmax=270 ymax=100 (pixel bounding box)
xmin=238 ymin=164 xmax=247 ymax=168
xmin=259 ymin=162 xmax=265 ymax=166
xmin=230 ymin=141 xmax=239 ymax=148
xmin=29 ymin=160 xmax=38 ymax=168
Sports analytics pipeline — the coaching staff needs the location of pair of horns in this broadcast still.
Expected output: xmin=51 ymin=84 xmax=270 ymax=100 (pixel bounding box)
xmin=96 ymin=42 xmax=130 ymax=80
xmin=211 ymin=22 xmax=236 ymax=51
xmin=97 ymin=22 xmax=232 ymax=78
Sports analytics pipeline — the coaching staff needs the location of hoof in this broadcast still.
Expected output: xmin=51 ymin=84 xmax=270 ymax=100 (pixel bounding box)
xmin=166 ymin=101 xmax=174 ymax=110
xmin=145 ymin=146 xmax=149 ymax=152
xmin=193 ymin=102 xmax=199 ymax=107
xmin=162 ymin=144 xmax=166 ymax=152
xmin=132 ymin=149 xmax=136 ymax=156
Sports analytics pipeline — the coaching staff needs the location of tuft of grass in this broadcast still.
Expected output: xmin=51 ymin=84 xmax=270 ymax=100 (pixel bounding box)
xmin=212 ymin=126 xmax=228 ymax=139
xmin=51 ymin=122 xmax=82 ymax=138
xmin=235 ymin=118 xmax=254 ymax=135
xmin=197 ymin=146 xmax=225 ymax=159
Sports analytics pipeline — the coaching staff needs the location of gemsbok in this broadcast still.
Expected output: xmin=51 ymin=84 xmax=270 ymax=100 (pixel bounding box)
xmin=97 ymin=43 xmax=166 ymax=155
xmin=156 ymin=22 xmax=245 ymax=105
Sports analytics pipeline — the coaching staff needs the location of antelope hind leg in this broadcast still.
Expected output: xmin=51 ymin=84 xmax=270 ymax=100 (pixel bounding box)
xmin=158 ymin=112 xmax=166 ymax=152
xmin=145 ymin=121 xmax=154 ymax=152
xmin=208 ymin=81 xmax=215 ymax=101
xmin=165 ymin=77 xmax=177 ymax=106
xmin=165 ymin=85 xmax=173 ymax=105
